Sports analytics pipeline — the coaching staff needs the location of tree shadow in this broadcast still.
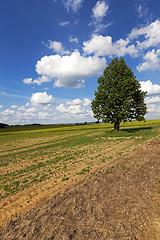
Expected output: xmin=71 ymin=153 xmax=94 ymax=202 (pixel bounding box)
xmin=105 ymin=126 xmax=153 ymax=137
xmin=121 ymin=126 xmax=153 ymax=133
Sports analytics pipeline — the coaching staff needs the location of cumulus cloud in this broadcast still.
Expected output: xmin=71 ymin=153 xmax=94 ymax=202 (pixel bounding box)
xmin=10 ymin=105 xmax=18 ymax=109
xmin=129 ymin=20 xmax=160 ymax=49
xmin=59 ymin=21 xmax=70 ymax=27
xmin=92 ymin=1 xmax=109 ymax=21
xmin=157 ymin=106 xmax=160 ymax=112
xmin=56 ymin=98 xmax=91 ymax=115
xmin=0 ymin=105 xmax=2 ymax=109
xmin=69 ymin=37 xmax=79 ymax=43
xmin=23 ymin=78 xmax=33 ymax=84
xmin=66 ymin=105 xmax=82 ymax=114
xmin=35 ymin=50 xmax=106 ymax=88
xmin=0 ymin=109 xmax=15 ymax=116
xmin=66 ymin=98 xmax=82 ymax=105
xmin=55 ymin=79 xmax=85 ymax=88
xmin=57 ymin=103 xmax=82 ymax=114
xmin=26 ymin=107 xmax=37 ymax=113
xmin=94 ymin=23 xmax=112 ymax=33
xmin=56 ymin=104 xmax=67 ymax=113
xmin=83 ymin=98 xmax=91 ymax=106
xmin=147 ymin=104 xmax=156 ymax=113
xmin=0 ymin=106 xmax=54 ymax=125
xmin=38 ymin=112 xmax=51 ymax=119
xmin=83 ymin=34 xmax=138 ymax=57
xmin=32 ymin=75 xmax=51 ymax=85
xmin=137 ymin=49 xmax=160 ymax=71
xmin=62 ymin=0 xmax=84 ymax=12
xmin=46 ymin=41 xmax=70 ymax=55
xmin=0 ymin=97 xmax=92 ymax=124
xmin=23 ymin=75 xmax=51 ymax=86
xmin=145 ymin=96 xmax=160 ymax=104
xmin=140 ymin=80 xmax=160 ymax=95
xmin=91 ymin=1 xmax=110 ymax=33
xmin=0 ymin=91 xmax=7 ymax=95
xmin=139 ymin=80 xmax=160 ymax=118
xmin=30 ymin=92 xmax=55 ymax=106
xmin=17 ymin=106 xmax=26 ymax=111
xmin=48 ymin=41 xmax=64 ymax=53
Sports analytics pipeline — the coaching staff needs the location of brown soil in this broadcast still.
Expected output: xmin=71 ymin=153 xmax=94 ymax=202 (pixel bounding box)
xmin=0 ymin=137 xmax=160 ymax=240
xmin=0 ymin=138 xmax=134 ymax=225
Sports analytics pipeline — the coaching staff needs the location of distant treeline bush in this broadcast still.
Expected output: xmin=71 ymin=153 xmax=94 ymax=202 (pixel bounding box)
xmin=0 ymin=123 xmax=9 ymax=128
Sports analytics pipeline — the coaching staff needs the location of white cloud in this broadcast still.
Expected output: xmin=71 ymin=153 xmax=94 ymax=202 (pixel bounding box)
xmin=140 ymin=80 xmax=160 ymax=95
xmin=18 ymin=106 xmax=25 ymax=111
xmin=23 ymin=78 xmax=33 ymax=84
xmin=38 ymin=112 xmax=51 ymax=119
xmin=23 ymin=75 xmax=51 ymax=86
xmin=0 ymin=105 xmax=54 ymax=124
xmin=83 ymin=98 xmax=91 ymax=106
xmin=129 ymin=20 xmax=160 ymax=49
xmin=91 ymin=1 xmax=110 ymax=33
xmin=57 ymin=104 xmax=82 ymax=114
xmin=54 ymin=78 xmax=85 ymax=88
xmin=48 ymin=41 xmax=63 ymax=53
xmin=46 ymin=41 xmax=70 ymax=55
xmin=0 ymin=109 xmax=15 ymax=116
xmin=56 ymin=98 xmax=91 ymax=115
xmin=0 ymin=91 xmax=6 ymax=95
xmin=56 ymin=104 xmax=67 ymax=113
xmin=0 ymin=105 xmax=2 ymax=109
xmin=30 ymin=92 xmax=55 ymax=106
xmin=137 ymin=4 xmax=143 ymax=18
xmin=83 ymin=34 xmax=138 ymax=57
xmin=26 ymin=107 xmax=37 ymax=113
xmin=33 ymin=75 xmax=51 ymax=85
xmin=10 ymin=105 xmax=18 ymax=109
xmin=147 ymin=104 xmax=156 ymax=113
xmin=69 ymin=37 xmax=79 ymax=43
xmin=136 ymin=3 xmax=148 ymax=19
xmin=35 ymin=50 xmax=106 ymax=88
xmin=93 ymin=22 xmax=112 ymax=33
xmin=19 ymin=111 xmax=36 ymax=119
xmin=145 ymin=102 xmax=160 ymax=120
xmin=66 ymin=98 xmax=82 ymax=105
xmin=59 ymin=21 xmax=70 ymax=27
xmin=145 ymin=96 xmax=160 ymax=104
xmin=0 ymin=97 xmax=93 ymax=125
xmin=137 ymin=49 xmax=160 ymax=71
xmin=92 ymin=1 xmax=109 ymax=21
xmin=67 ymin=105 xmax=83 ymax=114
xmin=63 ymin=0 xmax=84 ymax=12
xmin=143 ymin=95 xmax=160 ymax=118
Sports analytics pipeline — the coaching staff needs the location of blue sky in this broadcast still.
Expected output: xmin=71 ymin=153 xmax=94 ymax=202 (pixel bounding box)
xmin=0 ymin=0 xmax=160 ymax=125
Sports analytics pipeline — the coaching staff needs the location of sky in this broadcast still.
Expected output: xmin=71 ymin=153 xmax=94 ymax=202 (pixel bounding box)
xmin=0 ymin=0 xmax=160 ymax=125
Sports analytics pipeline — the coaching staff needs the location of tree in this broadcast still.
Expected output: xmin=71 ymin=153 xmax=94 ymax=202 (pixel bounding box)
xmin=91 ymin=58 xmax=147 ymax=131
xmin=0 ymin=123 xmax=9 ymax=128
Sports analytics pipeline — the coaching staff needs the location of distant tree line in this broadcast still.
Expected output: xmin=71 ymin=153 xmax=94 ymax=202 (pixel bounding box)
xmin=0 ymin=123 xmax=9 ymax=128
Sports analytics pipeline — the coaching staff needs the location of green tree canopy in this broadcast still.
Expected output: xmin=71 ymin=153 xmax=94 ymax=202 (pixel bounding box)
xmin=91 ymin=58 xmax=147 ymax=131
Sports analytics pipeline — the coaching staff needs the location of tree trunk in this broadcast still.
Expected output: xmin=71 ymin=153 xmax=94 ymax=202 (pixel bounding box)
xmin=114 ymin=123 xmax=120 ymax=131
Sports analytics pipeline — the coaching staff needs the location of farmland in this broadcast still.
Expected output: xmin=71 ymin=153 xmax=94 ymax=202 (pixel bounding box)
xmin=0 ymin=120 xmax=160 ymax=239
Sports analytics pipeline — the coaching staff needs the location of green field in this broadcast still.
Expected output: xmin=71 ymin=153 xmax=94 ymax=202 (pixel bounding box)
xmin=0 ymin=119 xmax=160 ymax=201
